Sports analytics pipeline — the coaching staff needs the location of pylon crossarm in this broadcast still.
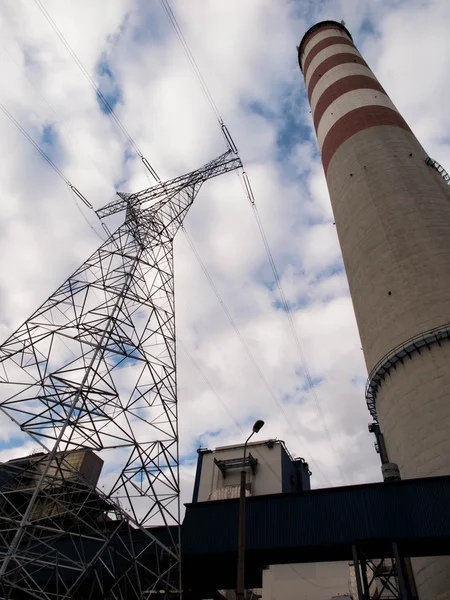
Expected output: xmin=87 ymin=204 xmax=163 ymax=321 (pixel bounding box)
xmin=96 ymin=150 xmax=242 ymax=219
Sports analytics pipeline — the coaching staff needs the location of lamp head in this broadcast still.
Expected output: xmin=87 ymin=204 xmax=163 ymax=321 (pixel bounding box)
xmin=252 ymin=420 xmax=265 ymax=434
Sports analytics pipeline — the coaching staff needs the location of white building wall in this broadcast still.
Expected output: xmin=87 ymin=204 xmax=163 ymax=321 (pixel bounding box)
xmin=262 ymin=562 xmax=350 ymax=600
xmin=196 ymin=440 xmax=283 ymax=502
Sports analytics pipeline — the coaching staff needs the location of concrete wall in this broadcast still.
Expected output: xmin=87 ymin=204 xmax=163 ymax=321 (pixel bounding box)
xmin=326 ymin=127 xmax=450 ymax=369
xmin=298 ymin=21 xmax=450 ymax=600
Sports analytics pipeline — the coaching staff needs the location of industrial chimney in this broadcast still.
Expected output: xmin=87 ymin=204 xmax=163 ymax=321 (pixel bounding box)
xmin=298 ymin=21 xmax=450 ymax=600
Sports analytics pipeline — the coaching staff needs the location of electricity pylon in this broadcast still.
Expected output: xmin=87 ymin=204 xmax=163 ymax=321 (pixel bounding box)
xmin=0 ymin=150 xmax=242 ymax=599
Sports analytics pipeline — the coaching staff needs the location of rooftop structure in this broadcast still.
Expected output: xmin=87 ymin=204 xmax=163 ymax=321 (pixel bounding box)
xmin=192 ymin=439 xmax=311 ymax=503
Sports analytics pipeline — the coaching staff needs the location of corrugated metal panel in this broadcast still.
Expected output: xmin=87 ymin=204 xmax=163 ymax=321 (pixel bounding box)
xmin=182 ymin=475 xmax=450 ymax=556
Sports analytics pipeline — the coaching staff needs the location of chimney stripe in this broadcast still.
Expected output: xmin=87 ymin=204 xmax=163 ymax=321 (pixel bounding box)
xmin=317 ymin=90 xmax=399 ymax=149
xmin=305 ymin=45 xmax=361 ymax=89
xmin=300 ymin=27 xmax=351 ymax=64
xmin=303 ymin=37 xmax=354 ymax=77
xmin=321 ymin=105 xmax=411 ymax=173
xmin=310 ymin=64 xmax=377 ymax=113
xmin=308 ymin=54 xmax=369 ymax=102
xmin=313 ymin=76 xmax=387 ymax=132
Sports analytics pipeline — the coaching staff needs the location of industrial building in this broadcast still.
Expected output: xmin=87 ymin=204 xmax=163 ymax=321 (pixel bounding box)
xmin=2 ymin=438 xmax=445 ymax=598
xmin=0 ymin=449 xmax=104 ymax=521
xmin=297 ymin=19 xmax=450 ymax=600
xmin=191 ymin=440 xmax=396 ymax=600
xmin=192 ymin=439 xmax=310 ymax=503
xmin=192 ymin=440 xmax=350 ymax=599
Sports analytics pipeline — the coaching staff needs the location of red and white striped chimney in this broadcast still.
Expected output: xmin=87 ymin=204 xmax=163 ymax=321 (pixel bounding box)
xmin=298 ymin=21 xmax=450 ymax=600
xmin=300 ymin=23 xmax=411 ymax=181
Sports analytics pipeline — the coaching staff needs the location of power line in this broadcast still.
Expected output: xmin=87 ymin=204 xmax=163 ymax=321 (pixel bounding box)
xmin=0 ymin=102 xmax=92 ymax=208
xmin=67 ymin=187 xmax=105 ymax=241
xmin=32 ymin=0 xmax=161 ymax=183
xmin=159 ymin=0 xmax=239 ymax=155
xmin=178 ymin=338 xmax=285 ymax=485
xmin=0 ymin=103 xmax=65 ymax=185
xmin=239 ymin=169 xmax=346 ymax=484
xmin=178 ymin=338 xmax=241 ymax=430
xmin=0 ymin=40 xmax=113 ymax=187
xmin=15 ymin=0 xmax=340 ymax=484
xmin=158 ymin=0 xmax=341 ymax=484
xmin=182 ymin=226 xmax=332 ymax=486
xmin=0 ymin=101 xmax=106 ymax=240
xmin=159 ymin=0 xmax=221 ymax=123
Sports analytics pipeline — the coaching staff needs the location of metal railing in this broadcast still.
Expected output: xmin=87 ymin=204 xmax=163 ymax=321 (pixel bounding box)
xmin=425 ymin=156 xmax=450 ymax=184
xmin=366 ymin=323 xmax=450 ymax=420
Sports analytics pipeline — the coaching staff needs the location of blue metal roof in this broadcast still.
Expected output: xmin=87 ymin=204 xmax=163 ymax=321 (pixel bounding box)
xmin=2 ymin=475 xmax=448 ymax=596
xmin=181 ymin=475 xmax=450 ymax=591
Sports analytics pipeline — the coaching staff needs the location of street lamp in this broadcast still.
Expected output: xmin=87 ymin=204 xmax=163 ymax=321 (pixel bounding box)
xmin=236 ymin=419 xmax=265 ymax=600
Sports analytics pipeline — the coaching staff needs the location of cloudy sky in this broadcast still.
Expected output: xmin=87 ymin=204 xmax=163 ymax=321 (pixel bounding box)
xmin=0 ymin=0 xmax=449 ymax=502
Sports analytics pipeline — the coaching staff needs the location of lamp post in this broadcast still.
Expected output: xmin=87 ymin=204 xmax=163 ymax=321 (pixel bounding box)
xmin=236 ymin=419 xmax=264 ymax=600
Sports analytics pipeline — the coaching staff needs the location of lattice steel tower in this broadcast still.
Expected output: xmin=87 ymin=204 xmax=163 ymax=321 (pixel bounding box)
xmin=0 ymin=150 xmax=241 ymax=599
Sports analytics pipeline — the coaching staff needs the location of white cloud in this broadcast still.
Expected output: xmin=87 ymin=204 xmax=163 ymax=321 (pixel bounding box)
xmin=0 ymin=0 xmax=446 ymax=518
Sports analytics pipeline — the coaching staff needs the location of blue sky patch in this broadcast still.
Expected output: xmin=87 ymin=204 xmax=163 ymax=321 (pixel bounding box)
xmin=314 ymin=262 xmax=344 ymax=282
xmin=96 ymin=55 xmax=122 ymax=114
xmin=277 ymin=112 xmax=311 ymax=160
xmin=129 ymin=2 xmax=169 ymax=46
xmin=41 ymin=124 xmax=56 ymax=146
xmin=39 ymin=123 xmax=62 ymax=164
xmin=248 ymin=100 xmax=275 ymax=120
xmin=296 ymin=374 xmax=324 ymax=391
xmin=0 ymin=435 xmax=28 ymax=452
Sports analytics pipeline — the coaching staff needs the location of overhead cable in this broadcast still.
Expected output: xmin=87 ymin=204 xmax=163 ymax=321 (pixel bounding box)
xmin=68 ymin=188 xmax=105 ymax=241
xmin=33 ymin=0 xmax=161 ymax=182
xmin=159 ymin=0 xmax=239 ymax=155
xmin=158 ymin=0 xmax=345 ymax=480
xmin=157 ymin=1 xmax=342 ymax=483
xmin=0 ymin=102 xmax=92 ymax=208
xmin=182 ymin=226 xmax=332 ymax=486
xmin=178 ymin=338 xmax=242 ymax=431
xmin=0 ymin=102 xmax=107 ymax=239
xmin=240 ymin=170 xmax=346 ymax=484
xmin=30 ymin=0 xmax=340 ymax=483
xmin=178 ymin=338 xmax=284 ymax=485
xmin=159 ymin=0 xmax=222 ymax=122
xmin=0 ymin=40 xmax=113 ymax=187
